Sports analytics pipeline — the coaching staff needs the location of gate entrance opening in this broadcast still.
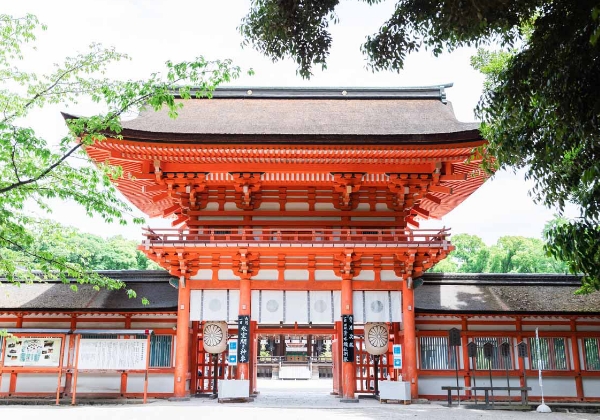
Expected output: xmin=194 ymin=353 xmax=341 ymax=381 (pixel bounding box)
xmin=193 ymin=321 xmax=402 ymax=397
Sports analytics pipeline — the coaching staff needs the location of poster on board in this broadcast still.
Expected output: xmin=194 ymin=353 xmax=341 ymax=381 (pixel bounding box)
xmin=77 ymin=339 xmax=147 ymax=370
xmin=3 ymin=337 xmax=62 ymax=367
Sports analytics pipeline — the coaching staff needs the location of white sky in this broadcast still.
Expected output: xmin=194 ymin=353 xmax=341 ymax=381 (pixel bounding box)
xmin=6 ymin=0 xmax=578 ymax=245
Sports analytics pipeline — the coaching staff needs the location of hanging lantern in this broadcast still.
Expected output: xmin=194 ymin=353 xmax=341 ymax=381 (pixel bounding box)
xmin=364 ymin=322 xmax=389 ymax=355
xmin=203 ymin=321 xmax=228 ymax=354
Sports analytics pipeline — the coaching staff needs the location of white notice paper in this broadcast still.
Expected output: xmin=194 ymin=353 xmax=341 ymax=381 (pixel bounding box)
xmin=78 ymin=339 xmax=147 ymax=370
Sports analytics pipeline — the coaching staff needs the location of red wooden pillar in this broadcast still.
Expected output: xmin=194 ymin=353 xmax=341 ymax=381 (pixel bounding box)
xmin=174 ymin=280 xmax=191 ymax=399
xmin=341 ymin=277 xmax=356 ymax=400
xmin=402 ymin=279 xmax=418 ymax=399
xmin=570 ymin=319 xmax=584 ymax=400
xmin=237 ymin=277 xmax=251 ymax=380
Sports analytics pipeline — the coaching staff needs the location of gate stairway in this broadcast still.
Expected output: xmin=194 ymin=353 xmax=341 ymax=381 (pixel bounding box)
xmin=279 ymin=364 xmax=312 ymax=380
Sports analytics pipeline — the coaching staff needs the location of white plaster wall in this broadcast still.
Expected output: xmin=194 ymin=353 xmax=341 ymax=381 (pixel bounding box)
xmin=21 ymin=322 xmax=71 ymax=329
xmin=256 ymin=202 xmax=279 ymax=210
xmin=1 ymin=373 xmax=9 ymax=392
xmin=253 ymin=270 xmax=279 ymax=280
xmin=284 ymin=270 xmax=309 ymax=281
xmin=130 ymin=322 xmax=177 ymax=329
xmin=75 ymin=374 xmax=121 ymax=393
xmin=191 ymin=269 xmax=213 ymax=280
xmin=73 ymin=322 xmax=125 ymax=329
xmin=126 ymin=373 xmax=174 ymax=393
xmin=380 ymin=270 xmax=401 ymax=281
xmin=315 ymin=270 xmax=338 ymax=281
xmin=468 ymin=324 xmax=517 ymax=331
xmin=223 ymin=202 xmax=239 ymax=211
xmin=350 ymin=217 xmax=395 ymax=221
xmin=583 ymin=378 xmax=600 ymax=397
xmin=353 ymin=270 xmax=375 ymax=281
xmin=576 ymin=325 xmax=600 ymax=332
xmin=218 ymin=269 xmax=239 ymax=280
xmin=285 ymin=202 xmax=309 ymax=211
xmin=0 ymin=321 xmax=17 ymax=328
xmin=417 ymin=324 xmax=461 ymax=331
xmin=314 ymin=203 xmax=336 ymax=211
xmin=528 ymin=377 xmax=577 ymax=397
xmin=419 ymin=376 xmax=465 ymax=396
xmin=15 ymin=374 xmax=65 ymax=392
xmin=522 ymin=324 xmax=571 ymax=331
xmin=468 ymin=375 xmax=521 ymax=396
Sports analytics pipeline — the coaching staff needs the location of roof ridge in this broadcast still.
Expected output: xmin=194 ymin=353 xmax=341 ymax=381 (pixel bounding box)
xmin=178 ymin=85 xmax=453 ymax=103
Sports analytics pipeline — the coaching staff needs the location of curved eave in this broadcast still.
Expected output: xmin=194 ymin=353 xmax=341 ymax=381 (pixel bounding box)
xmin=110 ymin=127 xmax=483 ymax=146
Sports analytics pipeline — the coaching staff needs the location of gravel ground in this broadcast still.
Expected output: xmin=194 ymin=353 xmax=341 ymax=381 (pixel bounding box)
xmin=0 ymin=379 xmax=598 ymax=420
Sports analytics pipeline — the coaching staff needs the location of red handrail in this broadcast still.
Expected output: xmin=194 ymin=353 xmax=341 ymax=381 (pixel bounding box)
xmin=141 ymin=227 xmax=451 ymax=245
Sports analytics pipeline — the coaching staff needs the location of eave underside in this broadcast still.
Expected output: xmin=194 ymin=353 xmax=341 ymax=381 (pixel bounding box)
xmin=85 ymin=138 xmax=487 ymax=220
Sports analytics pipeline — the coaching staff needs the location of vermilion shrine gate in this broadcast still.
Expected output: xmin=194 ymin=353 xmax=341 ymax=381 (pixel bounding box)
xmin=75 ymin=86 xmax=487 ymax=400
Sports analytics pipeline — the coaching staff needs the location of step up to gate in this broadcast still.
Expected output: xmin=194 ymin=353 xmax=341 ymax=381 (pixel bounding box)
xmin=279 ymin=365 xmax=312 ymax=380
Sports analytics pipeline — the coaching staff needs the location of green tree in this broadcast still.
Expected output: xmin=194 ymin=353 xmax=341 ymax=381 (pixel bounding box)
xmin=450 ymin=234 xmax=489 ymax=273
xmin=0 ymin=14 xmax=245 ymax=295
xmin=240 ymin=1 xmax=600 ymax=290
xmin=3 ymin=219 xmax=161 ymax=272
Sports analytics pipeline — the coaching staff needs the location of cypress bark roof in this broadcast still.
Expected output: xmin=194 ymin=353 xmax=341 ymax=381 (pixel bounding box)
xmin=107 ymin=86 xmax=481 ymax=144
xmin=1 ymin=271 xmax=598 ymax=315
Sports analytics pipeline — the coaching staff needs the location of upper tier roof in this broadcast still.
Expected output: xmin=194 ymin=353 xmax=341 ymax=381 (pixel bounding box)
xmin=111 ymin=85 xmax=481 ymax=144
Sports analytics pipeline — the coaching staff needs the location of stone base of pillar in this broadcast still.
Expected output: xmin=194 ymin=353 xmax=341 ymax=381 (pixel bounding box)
xmin=340 ymin=398 xmax=359 ymax=403
xmin=168 ymin=396 xmax=191 ymax=401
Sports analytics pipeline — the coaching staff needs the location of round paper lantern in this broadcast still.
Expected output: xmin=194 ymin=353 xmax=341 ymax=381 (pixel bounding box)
xmin=364 ymin=322 xmax=389 ymax=355
xmin=203 ymin=321 xmax=228 ymax=354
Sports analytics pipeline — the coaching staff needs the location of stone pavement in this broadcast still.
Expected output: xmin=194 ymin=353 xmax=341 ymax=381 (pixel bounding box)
xmin=0 ymin=380 xmax=598 ymax=419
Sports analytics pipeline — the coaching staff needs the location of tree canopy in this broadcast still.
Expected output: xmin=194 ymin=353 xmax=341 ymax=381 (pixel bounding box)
xmin=430 ymin=232 xmax=569 ymax=275
xmin=0 ymin=14 xmax=244 ymax=297
xmin=240 ymin=0 xmax=600 ymax=291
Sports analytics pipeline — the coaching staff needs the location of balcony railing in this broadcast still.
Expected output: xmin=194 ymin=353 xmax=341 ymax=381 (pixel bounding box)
xmin=142 ymin=227 xmax=451 ymax=248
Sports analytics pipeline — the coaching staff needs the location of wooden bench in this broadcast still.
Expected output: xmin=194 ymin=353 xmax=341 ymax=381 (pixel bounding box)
xmin=441 ymin=386 xmax=466 ymax=406
xmin=441 ymin=386 xmax=532 ymax=407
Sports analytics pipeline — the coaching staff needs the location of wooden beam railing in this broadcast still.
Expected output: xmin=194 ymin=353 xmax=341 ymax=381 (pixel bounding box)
xmin=141 ymin=227 xmax=451 ymax=246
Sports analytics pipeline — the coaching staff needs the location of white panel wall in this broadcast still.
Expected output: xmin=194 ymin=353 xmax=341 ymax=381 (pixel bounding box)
xmin=190 ymin=269 xmax=213 ymax=280
xmin=583 ymin=378 xmax=600 ymax=397
xmin=419 ymin=376 xmax=465 ymax=396
xmin=286 ymin=291 xmax=308 ymax=324
xmin=190 ymin=289 xmax=240 ymax=321
xmin=127 ymin=373 xmax=174 ymax=393
xmin=309 ymin=291 xmax=337 ymax=324
xmin=250 ymin=290 xmax=340 ymax=324
xmin=528 ymin=377 xmax=577 ymax=397
xmin=352 ymin=291 xmax=402 ymax=323
xmin=75 ymin=374 xmax=121 ymax=392
xmin=1 ymin=373 xmax=10 ymax=392
xmin=315 ymin=270 xmax=339 ymax=280
xmin=253 ymin=270 xmax=279 ymax=280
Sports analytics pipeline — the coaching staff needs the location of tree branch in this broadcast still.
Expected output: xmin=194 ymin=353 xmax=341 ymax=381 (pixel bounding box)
xmin=0 ymin=142 xmax=82 ymax=195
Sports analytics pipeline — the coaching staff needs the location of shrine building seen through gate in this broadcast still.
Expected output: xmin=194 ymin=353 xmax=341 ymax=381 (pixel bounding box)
xmin=70 ymin=85 xmax=488 ymax=400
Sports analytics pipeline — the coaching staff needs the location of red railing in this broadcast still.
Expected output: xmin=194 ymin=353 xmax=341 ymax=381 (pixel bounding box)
xmin=142 ymin=227 xmax=451 ymax=247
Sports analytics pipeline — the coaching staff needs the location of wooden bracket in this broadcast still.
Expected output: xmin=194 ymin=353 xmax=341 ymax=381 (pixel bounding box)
xmin=331 ymin=173 xmax=364 ymax=210
xmin=231 ymin=172 xmax=263 ymax=209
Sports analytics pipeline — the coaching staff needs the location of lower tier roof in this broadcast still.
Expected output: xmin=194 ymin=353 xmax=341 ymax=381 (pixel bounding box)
xmin=0 ymin=272 xmax=597 ymax=315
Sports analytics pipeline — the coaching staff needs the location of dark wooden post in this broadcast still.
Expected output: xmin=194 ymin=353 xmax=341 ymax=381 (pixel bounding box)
xmin=483 ymin=342 xmax=494 ymax=406
xmin=448 ymin=328 xmax=461 ymax=405
xmin=467 ymin=341 xmax=478 ymax=404
xmin=501 ymin=341 xmax=512 ymax=405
